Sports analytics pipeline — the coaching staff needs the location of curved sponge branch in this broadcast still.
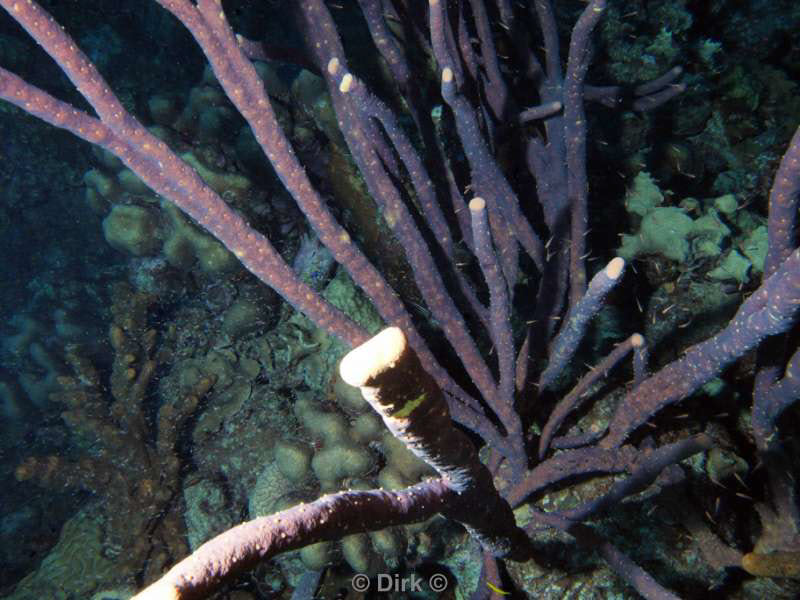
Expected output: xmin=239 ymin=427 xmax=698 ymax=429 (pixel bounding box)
xmin=132 ymin=481 xmax=455 ymax=600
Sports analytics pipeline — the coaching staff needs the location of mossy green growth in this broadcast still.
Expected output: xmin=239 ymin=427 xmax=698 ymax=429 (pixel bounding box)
xmin=708 ymin=249 xmax=751 ymax=282
xmin=619 ymin=173 xmax=765 ymax=285
xmin=691 ymin=208 xmax=731 ymax=259
xmin=624 ymin=171 xmax=664 ymax=217
xmin=392 ymin=393 xmax=426 ymax=418
xmin=742 ymin=225 xmax=768 ymax=275
xmin=619 ymin=206 xmax=694 ymax=262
